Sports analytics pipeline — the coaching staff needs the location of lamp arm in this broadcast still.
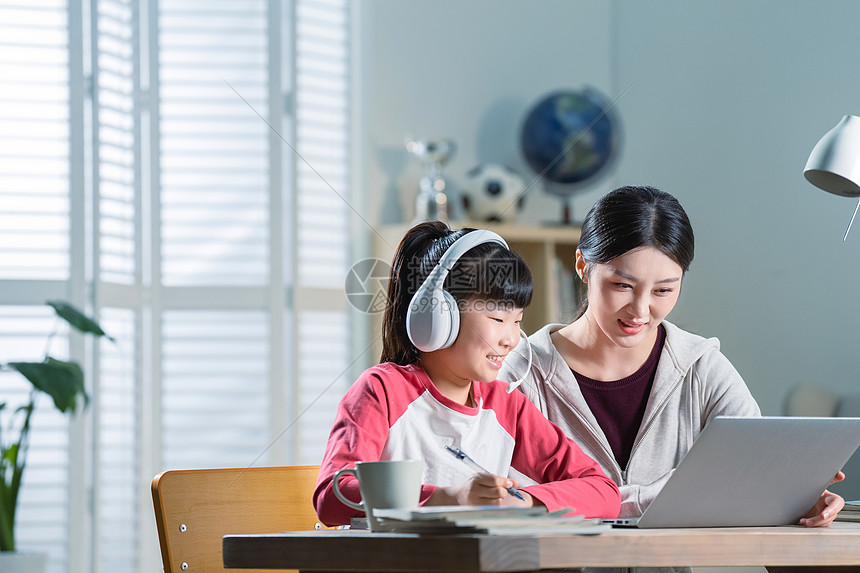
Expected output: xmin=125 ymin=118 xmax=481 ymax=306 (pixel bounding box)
xmin=844 ymin=197 xmax=860 ymax=242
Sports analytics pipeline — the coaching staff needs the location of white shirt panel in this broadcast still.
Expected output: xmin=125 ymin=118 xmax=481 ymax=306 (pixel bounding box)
xmin=384 ymin=391 xmax=516 ymax=487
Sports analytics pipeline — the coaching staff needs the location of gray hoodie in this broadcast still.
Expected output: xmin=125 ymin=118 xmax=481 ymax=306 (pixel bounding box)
xmin=499 ymin=320 xmax=760 ymax=518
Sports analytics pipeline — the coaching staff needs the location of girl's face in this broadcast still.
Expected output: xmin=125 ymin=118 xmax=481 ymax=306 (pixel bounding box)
xmin=578 ymin=246 xmax=683 ymax=350
xmin=422 ymin=299 xmax=523 ymax=401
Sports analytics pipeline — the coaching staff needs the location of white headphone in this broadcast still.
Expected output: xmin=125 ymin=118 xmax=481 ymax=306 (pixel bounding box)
xmin=505 ymin=330 xmax=532 ymax=394
xmin=405 ymin=229 xmax=533 ymax=393
xmin=406 ymin=230 xmax=508 ymax=353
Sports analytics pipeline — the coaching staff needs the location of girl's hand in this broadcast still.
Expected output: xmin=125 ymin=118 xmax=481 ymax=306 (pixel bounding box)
xmin=799 ymin=472 xmax=846 ymax=527
xmin=428 ymin=473 xmax=534 ymax=507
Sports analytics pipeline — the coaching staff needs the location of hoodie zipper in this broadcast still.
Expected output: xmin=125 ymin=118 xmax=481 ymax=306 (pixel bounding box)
xmin=621 ymin=373 xmax=685 ymax=484
xmin=549 ymin=371 xmax=686 ymax=486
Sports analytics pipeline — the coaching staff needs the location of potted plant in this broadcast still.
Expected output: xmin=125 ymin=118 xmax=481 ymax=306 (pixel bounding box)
xmin=1 ymin=300 xmax=110 ymax=570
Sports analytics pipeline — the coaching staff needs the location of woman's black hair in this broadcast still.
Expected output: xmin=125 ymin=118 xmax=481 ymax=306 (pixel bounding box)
xmin=380 ymin=221 xmax=533 ymax=365
xmin=575 ymin=185 xmax=694 ymax=317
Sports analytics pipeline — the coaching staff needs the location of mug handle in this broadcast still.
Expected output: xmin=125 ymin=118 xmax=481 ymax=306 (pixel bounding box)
xmin=333 ymin=467 xmax=364 ymax=511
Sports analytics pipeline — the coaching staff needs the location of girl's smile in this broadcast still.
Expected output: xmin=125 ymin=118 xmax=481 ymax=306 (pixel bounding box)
xmin=420 ymin=300 xmax=524 ymax=405
xmin=486 ymin=353 xmax=506 ymax=369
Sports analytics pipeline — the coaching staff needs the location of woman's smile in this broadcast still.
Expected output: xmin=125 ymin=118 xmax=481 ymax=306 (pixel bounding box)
xmin=617 ymin=319 xmax=646 ymax=335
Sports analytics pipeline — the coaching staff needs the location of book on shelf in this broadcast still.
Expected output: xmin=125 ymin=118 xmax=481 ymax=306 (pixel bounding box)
xmin=552 ymin=258 xmax=581 ymax=323
xmin=371 ymin=505 xmax=610 ymax=535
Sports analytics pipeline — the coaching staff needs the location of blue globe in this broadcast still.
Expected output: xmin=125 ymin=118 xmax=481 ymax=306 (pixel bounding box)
xmin=520 ymin=88 xmax=619 ymax=186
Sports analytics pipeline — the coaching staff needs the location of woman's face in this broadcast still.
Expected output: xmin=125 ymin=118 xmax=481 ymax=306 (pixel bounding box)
xmin=578 ymin=246 xmax=683 ymax=350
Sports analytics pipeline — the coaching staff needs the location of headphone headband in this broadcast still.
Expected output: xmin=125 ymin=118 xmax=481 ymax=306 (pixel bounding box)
xmin=422 ymin=230 xmax=509 ymax=288
xmin=406 ymin=230 xmax=508 ymax=352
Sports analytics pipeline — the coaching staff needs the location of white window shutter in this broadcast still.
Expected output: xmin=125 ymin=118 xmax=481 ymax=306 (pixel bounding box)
xmin=0 ymin=1 xmax=355 ymax=571
xmin=95 ymin=308 xmax=138 ymax=570
xmin=296 ymin=0 xmax=350 ymax=288
xmin=92 ymin=1 xmax=141 ymax=570
xmin=160 ymin=310 xmax=270 ymax=468
xmin=0 ymin=3 xmax=71 ymax=281
xmin=159 ymin=1 xmax=270 ymax=287
xmin=154 ymin=0 xmax=275 ymax=473
xmin=292 ymin=0 xmax=353 ymax=464
xmin=0 ymin=4 xmax=73 ymax=572
xmin=96 ymin=0 xmax=138 ymax=286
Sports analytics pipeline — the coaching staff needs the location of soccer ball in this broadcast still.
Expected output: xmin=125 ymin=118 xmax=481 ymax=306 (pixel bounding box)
xmin=460 ymin=164 xmax=528 ymax=223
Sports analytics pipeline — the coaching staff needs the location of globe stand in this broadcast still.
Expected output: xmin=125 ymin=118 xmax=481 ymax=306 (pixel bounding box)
xmin=561 ymin=198 xmax=573 ymax=226
xmin=543 ymin=182 xmax=583 ymax=226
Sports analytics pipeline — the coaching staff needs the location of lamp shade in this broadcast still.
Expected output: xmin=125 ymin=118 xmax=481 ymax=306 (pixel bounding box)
xmin=804 ymin=115 xmax=860 ymax=197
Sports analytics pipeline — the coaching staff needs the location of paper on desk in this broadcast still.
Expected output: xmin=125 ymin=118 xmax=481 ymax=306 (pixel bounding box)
xmin=835 ymin=500 xmax=860 ymax=522
xmin=372 ymin=505 xmax=608 ymax=535
xmin=373 ymin=505 xmax=554 ymax=521
xmin=473 ymin=517 xmax=609 ymax=536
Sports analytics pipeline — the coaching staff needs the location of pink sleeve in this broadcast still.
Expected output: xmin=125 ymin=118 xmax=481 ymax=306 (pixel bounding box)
xmin=509 ymin=393 xmax=621 ymax=518
xmin=312 ymin=369 xmax=437 ymax=526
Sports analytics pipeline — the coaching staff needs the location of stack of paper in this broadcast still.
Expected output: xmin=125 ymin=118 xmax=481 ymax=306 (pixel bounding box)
xmin=835 ymin=500 xmax=860 ymax=522
xmin=372 ymin=505 xmax=610 ymax=535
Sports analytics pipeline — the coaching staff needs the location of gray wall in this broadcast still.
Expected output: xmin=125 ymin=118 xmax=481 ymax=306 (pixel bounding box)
xmin=358 ymin=1 xmax=860 ymax=503
xmin=359 ymin=0 xmax=616 ymax=229
xmin=613 ymin=0 xmax=860 ymax=419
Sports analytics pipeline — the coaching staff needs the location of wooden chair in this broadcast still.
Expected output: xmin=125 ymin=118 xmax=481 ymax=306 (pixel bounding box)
xmin=152 ymin=465 xmax=327 ymax=573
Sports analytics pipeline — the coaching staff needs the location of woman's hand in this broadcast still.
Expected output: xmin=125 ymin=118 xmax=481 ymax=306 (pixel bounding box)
xmin=799 ymin=471 xmax=845 ymax=527
xmin=427 ymin=473 xmax=534 ymax=507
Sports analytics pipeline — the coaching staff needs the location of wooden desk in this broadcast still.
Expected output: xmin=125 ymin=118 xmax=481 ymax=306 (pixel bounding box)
xmin=223 ymin=522 xmax=860 ymax=571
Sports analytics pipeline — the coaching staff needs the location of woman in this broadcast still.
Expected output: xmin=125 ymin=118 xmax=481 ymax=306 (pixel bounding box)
xmin=499 ymin=185 xmax=844 ymax=526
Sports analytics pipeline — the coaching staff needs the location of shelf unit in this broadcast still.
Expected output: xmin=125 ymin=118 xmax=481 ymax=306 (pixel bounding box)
xmin=370 ymin=222 xmax=582 ymax=362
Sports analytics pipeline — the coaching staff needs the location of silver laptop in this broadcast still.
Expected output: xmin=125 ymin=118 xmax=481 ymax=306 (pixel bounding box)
xmin=603 ymin=416 xmax=860 ymax=528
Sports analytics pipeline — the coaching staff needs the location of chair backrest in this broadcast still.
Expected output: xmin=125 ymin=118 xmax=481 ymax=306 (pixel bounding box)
xmin=152 ymin=465 xmax=326 ymax=573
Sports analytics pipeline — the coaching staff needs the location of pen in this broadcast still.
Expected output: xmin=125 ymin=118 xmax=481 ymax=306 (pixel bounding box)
xmin=444 ymin=444 xmax=526 ymax=501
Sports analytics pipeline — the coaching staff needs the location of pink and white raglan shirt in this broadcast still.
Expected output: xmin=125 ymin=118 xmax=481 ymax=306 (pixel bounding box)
xmin=313 ymin=362 xmax=621 ymax=525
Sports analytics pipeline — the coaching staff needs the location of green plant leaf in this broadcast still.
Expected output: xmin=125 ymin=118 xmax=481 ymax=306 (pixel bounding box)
xmin=2 ymin=444 xmax=18 ymax=468
xmin=47 ymin=300 xmax=114 ymax=341
xmin=0 ymin=478 xmax=13 ymax=551
xmin=7 ymin=359 xmax=88 ymax=413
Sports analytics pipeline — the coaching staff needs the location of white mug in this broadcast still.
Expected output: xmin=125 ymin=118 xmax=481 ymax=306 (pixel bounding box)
xmin=333 ymin=459 xmax=423 ymax=531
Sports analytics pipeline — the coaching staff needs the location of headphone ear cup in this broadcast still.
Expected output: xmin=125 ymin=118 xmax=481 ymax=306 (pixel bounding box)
xmin=437 ymin=290 xmax=460 ymax=350
xmin=406 ymin=287 xmax=441 ymax=352
xmin=406 ymin=288 xmax=460 ymax=352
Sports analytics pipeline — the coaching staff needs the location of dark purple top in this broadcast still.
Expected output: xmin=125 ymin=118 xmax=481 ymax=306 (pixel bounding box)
xmin=573 ymin=324 xmax=666 ymax=470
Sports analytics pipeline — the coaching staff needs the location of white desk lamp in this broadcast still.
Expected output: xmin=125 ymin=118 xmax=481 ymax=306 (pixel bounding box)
xmin=804 ymin=115 xmax=860 ymax=240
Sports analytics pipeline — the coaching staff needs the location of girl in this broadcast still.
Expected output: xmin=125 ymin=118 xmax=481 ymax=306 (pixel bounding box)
xmin=314 ymin=221 xmax=620 ymax=526
xmin=499 ymin=185 xmax=844 ymax=527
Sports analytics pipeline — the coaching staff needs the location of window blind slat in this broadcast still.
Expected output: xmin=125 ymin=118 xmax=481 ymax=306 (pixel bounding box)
xmin=0 ymin=3 xmax=69 ymax=282
xmin=96 ymin=0 xmax=136 ymax=286
xmin=161 ymin=310 xmax=269 ymax=469
xmin=159 ymin=1 xmax=269 ymax=287
xmin=97 ymin=307 xmax=138 ymax=572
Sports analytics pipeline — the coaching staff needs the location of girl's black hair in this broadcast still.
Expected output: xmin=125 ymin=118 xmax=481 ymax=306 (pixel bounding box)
xmin=380 ymin=221 xmax=533 ymax=365
xmin=575 ymin=185 xmax=694 ymax=317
